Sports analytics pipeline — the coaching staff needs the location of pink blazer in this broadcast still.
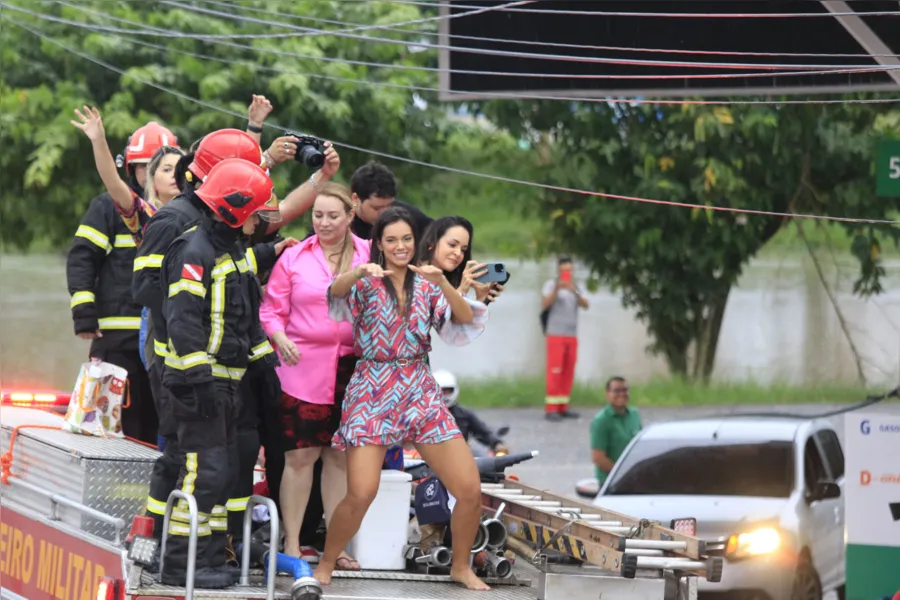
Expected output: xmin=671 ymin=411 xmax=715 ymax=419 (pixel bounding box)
xmin=259 ymin=234 xmax=370 ymax=404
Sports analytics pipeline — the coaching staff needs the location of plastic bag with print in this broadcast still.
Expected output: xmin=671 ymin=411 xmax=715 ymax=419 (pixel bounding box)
xmin=62 ymin=359 xmax=129 ymax=438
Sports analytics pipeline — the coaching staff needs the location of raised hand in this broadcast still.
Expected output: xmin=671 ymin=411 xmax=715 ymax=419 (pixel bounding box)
xmin=248 ymin=94 xmax=273 ymax=126
xmin=70 ymin=106 xmax=105 ymax=142
xmin=409 ymin=264 xmax=445 ymax=284
xmin=320 ymin=141 xmax=340 ymax=179
xmin=354 ymin=263 xmax=392 ymax=278
xmin=459 ymin=260 xmax=487 ymax=295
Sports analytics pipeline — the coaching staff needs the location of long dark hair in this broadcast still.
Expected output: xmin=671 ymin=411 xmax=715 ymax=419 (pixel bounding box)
xmin=416 ymin=216 xmax=474 ymax=289
xmin=370 ymin=206 xmax=417 ymax=316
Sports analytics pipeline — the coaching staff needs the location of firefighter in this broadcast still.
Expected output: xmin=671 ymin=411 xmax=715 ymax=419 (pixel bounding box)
xmin=158 ymin=158 xmax=281 ymax=589
xmin=66 ymin=120 xmax=178 ymax=445
xmin=136 ymin=129 xmax=270 ymax=531
xmin=136 ymin=128 xmax=339 ymax=562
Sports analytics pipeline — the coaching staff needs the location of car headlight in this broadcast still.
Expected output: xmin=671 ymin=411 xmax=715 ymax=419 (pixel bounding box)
xmin=725 ymin=527 xmax=781 ymax=560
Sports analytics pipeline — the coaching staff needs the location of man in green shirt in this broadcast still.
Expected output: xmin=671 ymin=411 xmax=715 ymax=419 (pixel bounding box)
xmin=590 ymin=376 xmax=642 ymax=484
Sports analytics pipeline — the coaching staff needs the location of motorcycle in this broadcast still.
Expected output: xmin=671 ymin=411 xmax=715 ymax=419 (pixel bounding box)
xmin=471 ymin=425 xmax=510 ymax=458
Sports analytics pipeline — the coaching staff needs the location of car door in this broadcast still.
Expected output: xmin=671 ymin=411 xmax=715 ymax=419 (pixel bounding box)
xmin=814 ymin=427 xmax=846 ymax=588
xmin=802 ymin=431 xmax=842 ymax=589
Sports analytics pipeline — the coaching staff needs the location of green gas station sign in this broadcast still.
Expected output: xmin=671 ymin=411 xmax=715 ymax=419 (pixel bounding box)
xmin=876 ymin=140 xmax=900 ymax=197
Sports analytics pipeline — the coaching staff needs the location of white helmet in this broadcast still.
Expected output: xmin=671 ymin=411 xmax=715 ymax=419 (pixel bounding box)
xmin=433 ymin=369 xmax=459 ymax=407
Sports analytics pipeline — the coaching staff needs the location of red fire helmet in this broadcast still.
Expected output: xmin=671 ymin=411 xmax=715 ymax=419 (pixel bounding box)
xmin=187 ymin=129 xmax=264 ymax=182
xmin=124 ymin=122 xmax=179 ymax=171
xmin=194 ymin=158 xmax=280 ymax=228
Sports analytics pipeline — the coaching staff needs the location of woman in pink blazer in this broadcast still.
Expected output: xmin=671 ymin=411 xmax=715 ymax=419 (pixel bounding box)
xmin=259 ymin=182 xmax=369 ymax=568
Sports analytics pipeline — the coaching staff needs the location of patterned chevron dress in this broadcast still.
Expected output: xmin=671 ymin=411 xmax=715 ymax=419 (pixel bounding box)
xmin=327 ymin=273 xmax=488 ymax=449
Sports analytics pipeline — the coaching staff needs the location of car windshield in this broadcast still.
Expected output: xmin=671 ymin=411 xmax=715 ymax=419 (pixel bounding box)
xmin=604 ymin=438 xmax=795 ymax=498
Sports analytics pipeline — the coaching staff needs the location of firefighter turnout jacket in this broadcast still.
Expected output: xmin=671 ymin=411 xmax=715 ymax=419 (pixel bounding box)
xmin=67 ymin=192 xmax=146 ymax=353
xmin=133 ymin=191 xmax=206 ymax=358
xmin=133 ymin=191 xmax=277 ymax=359
xmin=159 ymin=222 xmax=278 ymax=388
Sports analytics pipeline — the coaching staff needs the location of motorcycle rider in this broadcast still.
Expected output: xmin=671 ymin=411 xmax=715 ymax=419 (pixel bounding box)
xmin=433 ymin=369 xmax=508 ymax=455
xmin=158 ymin=158 xmax=280 ymax=589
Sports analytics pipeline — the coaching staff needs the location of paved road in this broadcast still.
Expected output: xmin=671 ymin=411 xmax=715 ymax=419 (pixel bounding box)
xmin=473 ymin=402 xmax=900 ymax=495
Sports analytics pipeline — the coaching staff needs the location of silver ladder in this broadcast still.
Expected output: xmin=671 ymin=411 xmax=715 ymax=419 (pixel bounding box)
xmin=480 ymin=481 xmax=723 ymax=600
xmin=158 ymin=492 xmax=280 ymax=600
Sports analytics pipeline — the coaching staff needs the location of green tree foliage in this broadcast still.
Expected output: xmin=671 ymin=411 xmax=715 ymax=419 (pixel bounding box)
xmin=0 ymin=0 xmax=529 ymax=251
xmin=478 ymin=99 xmax=900 ymax=381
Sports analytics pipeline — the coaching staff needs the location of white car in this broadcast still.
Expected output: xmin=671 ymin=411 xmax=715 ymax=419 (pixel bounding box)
xmin=589 ymin=416 xmax=845 ymax=600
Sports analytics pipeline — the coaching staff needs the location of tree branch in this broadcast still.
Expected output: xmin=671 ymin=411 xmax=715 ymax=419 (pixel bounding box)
xmin=795 ymin=220 xmax=867 ymax=385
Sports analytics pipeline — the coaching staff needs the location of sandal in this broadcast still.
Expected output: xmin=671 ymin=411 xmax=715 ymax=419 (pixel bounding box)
xmin=335 ymin=554 xmax=361 ymax=571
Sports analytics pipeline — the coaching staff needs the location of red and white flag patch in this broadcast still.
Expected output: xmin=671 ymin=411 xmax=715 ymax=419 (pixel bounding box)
xmin=182 ymin=264 xmax=204 ymax=282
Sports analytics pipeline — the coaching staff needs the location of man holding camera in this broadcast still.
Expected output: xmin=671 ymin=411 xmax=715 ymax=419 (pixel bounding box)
xmin=541 ymin=256 xmax=589 ymax=421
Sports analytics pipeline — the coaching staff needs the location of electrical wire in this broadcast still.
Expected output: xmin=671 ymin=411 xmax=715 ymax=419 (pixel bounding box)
xmin=83 ymin=27 xmax=900 ymax=105
xmin=157 ymin=1 xmax=900 ymax=72
xmin=194 ymin=0 xmax=900 ymax=61
xmin=20 ymin=1 xmax=900 ymax=81
xmin=6 ymin=15 xmax=898 ymax=227
xmin=26 ymin=3 xmax=900 ymax=87
xmin=50 ymin=3 xmax=900 ymax=84
xmin=13 ymin=5 xmax=900 ymax=104
xmin=372 ymin=2 xmax=900 ymax=18
xmin=197 ymin=0 xmax=900 ymax=18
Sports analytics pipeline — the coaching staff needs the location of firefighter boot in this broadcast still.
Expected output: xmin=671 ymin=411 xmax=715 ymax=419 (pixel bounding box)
xmin=205 ymin=528 xmax=241 ymax=583
xmin=160 ymin=531 xmax=234 ymax=589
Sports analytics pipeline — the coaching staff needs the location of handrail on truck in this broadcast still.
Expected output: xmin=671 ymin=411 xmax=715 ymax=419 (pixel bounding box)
xmin=240 ymin=494 xmax=280 ymax=600
xmin=158 ymin=490 xmax=200 ymax=600
xmin=5 ymin=476 xmax=127 ymax=544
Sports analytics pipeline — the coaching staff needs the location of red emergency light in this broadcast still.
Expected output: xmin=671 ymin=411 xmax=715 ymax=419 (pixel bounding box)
xmin=0 ymin=390 xmax=71 ymax=413
xmin=96 ymin=576 xmax=122 ymax=600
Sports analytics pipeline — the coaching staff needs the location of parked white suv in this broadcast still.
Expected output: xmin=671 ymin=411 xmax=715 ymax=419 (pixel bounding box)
xmin=589 ymin=416 xmax=845 ymax=600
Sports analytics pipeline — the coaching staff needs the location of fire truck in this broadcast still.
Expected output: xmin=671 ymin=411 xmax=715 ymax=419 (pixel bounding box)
xmin=0 ymin=391 xmax=723 ymax=600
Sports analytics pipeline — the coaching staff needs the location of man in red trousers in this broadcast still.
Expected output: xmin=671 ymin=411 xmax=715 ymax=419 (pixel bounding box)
xmin=541 ymin=257 xmax=589 ymax=421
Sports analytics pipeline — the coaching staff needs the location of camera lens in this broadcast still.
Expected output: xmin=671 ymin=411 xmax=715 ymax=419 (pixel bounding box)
xmin=299 ymin=145 xmax=325 ymax=169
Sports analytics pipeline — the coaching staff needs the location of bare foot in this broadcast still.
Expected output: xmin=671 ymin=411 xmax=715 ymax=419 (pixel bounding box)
xmin=450 ymin=566 xmax=491 ymax=591
xmin=313 ymin=561 xmax=335 ymax=585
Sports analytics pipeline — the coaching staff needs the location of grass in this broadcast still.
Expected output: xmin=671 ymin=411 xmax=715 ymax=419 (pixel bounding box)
xmin=458 ymin=377 xmax=881 ymax=409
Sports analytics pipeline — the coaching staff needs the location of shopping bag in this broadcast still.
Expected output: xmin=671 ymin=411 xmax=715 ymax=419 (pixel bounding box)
xmin=62 ymin=359 xmax=130 ymax=438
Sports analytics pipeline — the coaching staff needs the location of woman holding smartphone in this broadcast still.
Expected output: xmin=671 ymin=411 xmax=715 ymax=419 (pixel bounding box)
xmin=416 ymin=216 xmax=504 ymax=303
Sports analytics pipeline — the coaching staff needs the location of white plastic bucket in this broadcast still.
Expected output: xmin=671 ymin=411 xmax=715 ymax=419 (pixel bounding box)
xmin=347 ymin=470 xmax=413 ymax=570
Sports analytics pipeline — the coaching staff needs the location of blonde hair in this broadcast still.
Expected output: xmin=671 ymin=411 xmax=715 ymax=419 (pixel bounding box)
xmin=316 ymin=182 xmax=356 ymax=275
xmin=145 ymin=146 xmax=186 ymax=209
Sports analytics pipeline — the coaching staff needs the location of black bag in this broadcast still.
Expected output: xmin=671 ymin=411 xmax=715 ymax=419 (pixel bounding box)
xmin=414 ymin=476 xmax=452 ymax=526
xmin=540 ymin=308 xmax=549 ymax=334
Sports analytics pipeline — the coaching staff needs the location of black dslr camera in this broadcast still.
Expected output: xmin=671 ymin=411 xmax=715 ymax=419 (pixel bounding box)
xmin=284 ymin=131 xmax=326 ymax=170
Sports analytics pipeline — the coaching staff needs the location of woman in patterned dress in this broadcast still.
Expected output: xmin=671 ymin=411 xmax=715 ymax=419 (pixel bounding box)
xmin=314 ymin=207 xmax=491 ymax=591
